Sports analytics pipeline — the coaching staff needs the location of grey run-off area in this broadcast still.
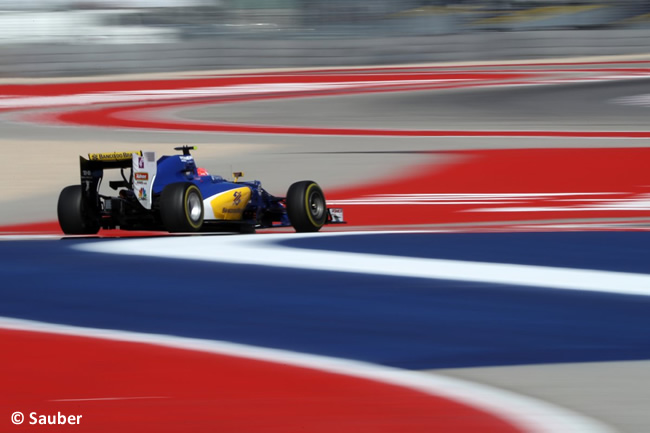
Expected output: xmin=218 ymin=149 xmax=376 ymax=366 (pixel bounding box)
xmin=3 ymin=29 xmax=650 ymax=77
xmin=1 ymin=0 xmax=650 ymax=77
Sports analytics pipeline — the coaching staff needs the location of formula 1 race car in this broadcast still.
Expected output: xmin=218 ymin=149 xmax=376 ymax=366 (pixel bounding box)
xmin=57 ymin=146 xmax=344 ymax=235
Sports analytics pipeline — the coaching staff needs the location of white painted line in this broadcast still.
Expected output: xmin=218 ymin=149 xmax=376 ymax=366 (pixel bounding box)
xmin=0 ymin=79 xmax=469 ymax=109
xmin=0 ymin=316 xmax=615 ymax=433
xmin=614 ymin=94 xmax=650 ymax=107
xmin=327 ymin=192 xmax=624 ymax=206
xmin=77 ymin=231 xmax=650 ymax=296
xmin=0 ymin=235 xmax=63 ymax=241
xmin=50 ymin=396 xmax=170 ymax=402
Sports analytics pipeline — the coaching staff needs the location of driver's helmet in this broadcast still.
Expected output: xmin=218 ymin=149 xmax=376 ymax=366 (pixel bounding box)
xmin=197 ymin=167 xmax=209 ymax=176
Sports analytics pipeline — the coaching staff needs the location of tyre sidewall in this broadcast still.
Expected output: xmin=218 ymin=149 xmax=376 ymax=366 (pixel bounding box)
xmin=286 ymin=181 xmax=326 ymax=232
xmin=160 ymin=183 xmax=204 ymax=232
xmin=57 ymin=185 xmax=100 ymax=235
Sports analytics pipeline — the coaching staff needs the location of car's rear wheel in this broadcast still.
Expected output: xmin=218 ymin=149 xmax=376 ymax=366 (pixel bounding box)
xmin=159 ymin=183 xmax=204 ymax=232
xmin=57 ymin=185 xmax=100 ymax=235
xmin=286 ymin=181 xmax=327 ymax=232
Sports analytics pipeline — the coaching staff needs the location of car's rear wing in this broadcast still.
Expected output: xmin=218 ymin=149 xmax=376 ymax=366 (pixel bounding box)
xmin=80 ymin=150 xmax=157 ymax=210
xmin=84 ymin=151 xmax=141 ymax=168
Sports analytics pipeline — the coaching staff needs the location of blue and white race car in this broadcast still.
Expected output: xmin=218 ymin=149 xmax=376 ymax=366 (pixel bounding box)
xmin=57 ymin=146 xmax=344 ymax=234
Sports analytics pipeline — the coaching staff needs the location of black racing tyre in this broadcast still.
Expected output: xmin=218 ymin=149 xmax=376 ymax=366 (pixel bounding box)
xmin=57 ymin=185 xmax=100 ymax=235
xmin=159 ymin=183 xmax=204 ymax=232
xmin=286 ymin=181 xmax=327 ymax=232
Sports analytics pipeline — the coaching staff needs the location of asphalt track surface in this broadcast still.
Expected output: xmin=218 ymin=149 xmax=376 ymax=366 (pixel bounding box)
xmin=177 ymin=79 xmax=650 ymax=131
xmin=1 ymin=57 xmax=650 ymax=432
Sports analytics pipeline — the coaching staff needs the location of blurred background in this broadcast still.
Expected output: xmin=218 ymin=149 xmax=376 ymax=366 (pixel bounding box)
xmin=1 ymin=0 xmax=649 ymax=77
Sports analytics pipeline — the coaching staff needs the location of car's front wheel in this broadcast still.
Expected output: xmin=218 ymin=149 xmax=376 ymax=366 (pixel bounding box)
xmin=57 ymin=185 xmax=100 ymax=235
xmin=159 ymin=183 xmax=204 ymax=232
xmin=286 ymin=181 xmax=327 ymax=232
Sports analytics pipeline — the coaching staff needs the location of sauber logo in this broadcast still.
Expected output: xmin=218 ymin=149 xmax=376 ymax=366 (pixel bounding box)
xmin=233 ymin=191 xmax=242 ymax=206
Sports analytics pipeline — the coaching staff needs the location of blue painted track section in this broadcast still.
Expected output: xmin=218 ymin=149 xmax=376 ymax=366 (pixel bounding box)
xmin=1 ymin=232 xmax=649 ymax=369
xmin=281 ymin=232 xmax=650 ymax=273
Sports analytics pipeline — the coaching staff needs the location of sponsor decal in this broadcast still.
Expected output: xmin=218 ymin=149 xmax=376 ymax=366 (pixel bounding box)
xmin=210 ymin=187 xmax=251 ymax=220
xmin=233 ymin=191 xmax=242 ymax=206
xmin=134 ymin=172 xmax=149 ymax=182
xmin=88 ymin=151 xmax=141 ymax=162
